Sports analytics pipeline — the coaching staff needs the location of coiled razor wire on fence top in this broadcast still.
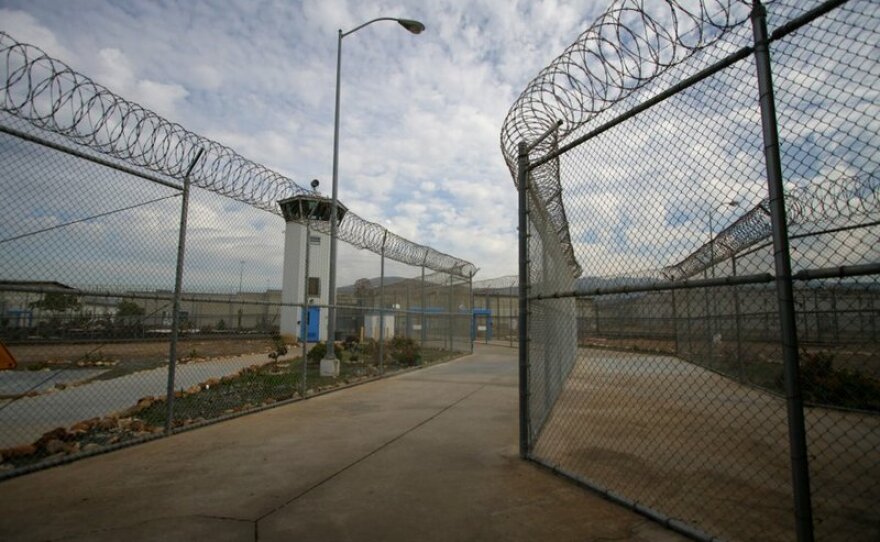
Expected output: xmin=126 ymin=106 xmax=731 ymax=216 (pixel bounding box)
xmin=500 ymin=0 xmax=760 ymax=278
xmin=500 ymin=0 xmax=879 ymax=282
xmin=665 ymin=173 xmax=880 ymax=280
xmin=0 ymin=31 xmax=476 ymax=278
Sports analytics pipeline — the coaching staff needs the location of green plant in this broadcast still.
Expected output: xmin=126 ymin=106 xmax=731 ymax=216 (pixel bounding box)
xmin=307 ymin=341 xmax=327 ymax=364
xmin=268 ymin=333 xmax=288 ymax=361
xmin=389 ymin=336 xmax=421 ymax=367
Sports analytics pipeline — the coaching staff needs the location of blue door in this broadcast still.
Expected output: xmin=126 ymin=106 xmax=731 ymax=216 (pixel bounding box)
xmin=299 ymin=306 xmax=321 ymax=342
xmin=307 ymin=306 xmax=320 ymax=342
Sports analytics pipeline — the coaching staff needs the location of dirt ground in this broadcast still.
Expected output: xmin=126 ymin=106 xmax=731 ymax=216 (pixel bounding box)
xmin=532 ymin=348 xmax=880 ymax=542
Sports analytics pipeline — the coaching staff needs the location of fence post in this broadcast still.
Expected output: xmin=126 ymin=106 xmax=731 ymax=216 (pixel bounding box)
xmin=447 ymin=274 xmax=454 ymax=351
xmin=301 ymin=207 xmax=313 ymax=397
xmin=405 ymin=280 xmax=411 ymax=342
xmin=670 ymin=290 xmax=679 ymax=355
xmin=517 ymin=140 xmax=530 ymax=458
xmin=751 ymin=3 xmax=814 ymax=540
xmin=165 ymin=148 xmax=204 ymax=433
xmin=378 ymin=231 xmax=387 ymax=374
xmin=469 ymin=271 xmax=474 ymax=353
xmin=732 ymin=254 xmax=744 ymax=380
xmin=421 ymin=262 xmax=427 ymax=347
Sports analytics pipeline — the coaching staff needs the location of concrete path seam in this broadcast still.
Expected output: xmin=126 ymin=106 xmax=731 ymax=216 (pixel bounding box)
xmin=253 ymin=382 xmax=489 ymax=537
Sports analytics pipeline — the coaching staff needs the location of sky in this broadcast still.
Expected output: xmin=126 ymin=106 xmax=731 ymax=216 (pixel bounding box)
xmin=0 ymin=0 xmax=606 ymax=288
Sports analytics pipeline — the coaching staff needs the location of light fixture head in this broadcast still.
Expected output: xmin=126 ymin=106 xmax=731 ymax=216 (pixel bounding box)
xmin=397 ymin=19 xmax=426 ymax=34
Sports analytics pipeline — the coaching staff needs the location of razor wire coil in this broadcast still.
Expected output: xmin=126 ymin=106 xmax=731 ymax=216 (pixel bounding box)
xmin=0 ymin=32 xmax=476 ymax=278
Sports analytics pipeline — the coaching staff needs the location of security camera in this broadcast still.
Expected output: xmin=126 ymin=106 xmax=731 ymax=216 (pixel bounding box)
xmin=310 ymin=179 xmax=320 ymax=189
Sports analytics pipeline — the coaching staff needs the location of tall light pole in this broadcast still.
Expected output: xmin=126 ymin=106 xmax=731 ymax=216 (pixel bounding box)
xmin=323 ymin=17 xmax=425 ymax=377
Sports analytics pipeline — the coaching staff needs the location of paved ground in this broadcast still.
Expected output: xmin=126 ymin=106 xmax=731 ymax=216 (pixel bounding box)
xmin=0 ymin=344 xmax=683 ymax=542
xmin=0 ymin=354 xmax=271 ymax=447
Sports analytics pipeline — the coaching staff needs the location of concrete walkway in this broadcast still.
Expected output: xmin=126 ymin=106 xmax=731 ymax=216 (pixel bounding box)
xmin=0 ymin=345 xmax=684 ymax=542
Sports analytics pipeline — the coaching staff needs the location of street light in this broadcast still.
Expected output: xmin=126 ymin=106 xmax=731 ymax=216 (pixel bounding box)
xmin=323 ymin=16 xmax=426 ymax=377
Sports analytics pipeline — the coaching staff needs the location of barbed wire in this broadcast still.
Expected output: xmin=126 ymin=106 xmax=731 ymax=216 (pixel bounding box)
xmin=473 ymin=275 xmax=518 ymax=293
xmin=663 ymin=173 xmax=880 ymax=280
xmin=500 ymin=1 xmax=758 ymax=278
xmin=0 ymin=32 xmax=476 ymax=278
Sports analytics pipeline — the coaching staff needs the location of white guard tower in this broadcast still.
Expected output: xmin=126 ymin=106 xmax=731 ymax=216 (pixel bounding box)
xmin=278 ymin=194 xmax=347 ymax=344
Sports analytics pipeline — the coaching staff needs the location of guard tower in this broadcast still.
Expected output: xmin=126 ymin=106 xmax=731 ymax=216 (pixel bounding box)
xmin=278 ymin=195 xmax=347 ymax=343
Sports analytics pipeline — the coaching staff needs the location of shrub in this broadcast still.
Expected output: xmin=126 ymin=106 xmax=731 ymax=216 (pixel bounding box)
xmin=342 ymin=335 xmax=360 ymax=351
xmin=389 ymin=336 xmax=421 ymax=367
xmin=360 ymin=339 xmax=378 ymax=364
xmin=307 ymin=341 xmax=327 ymax=364
xmin=787 ymin=351 xmax=880 ymax=412
xmin=268 ymin=333 xmax=288 ymax=361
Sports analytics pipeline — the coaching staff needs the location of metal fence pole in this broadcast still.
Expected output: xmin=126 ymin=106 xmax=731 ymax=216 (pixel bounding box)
xmin=752 ymin=3 xmax=814 ymax=540
xmin=732 ymin=254 xmax=744 ymax=380
xmin=165 ymin=149 xmax=204 ymax=433
xmin=378 ymin=231 xmax=387 ymax=374
xmin=469 ymin=271 xmax=475 ymax=352
xmin=671 ymin=290 xmax=679 ymax=355
xmin=405 ymin=280 xmax=411 ymax=341
xmin=517 ymin=140 xmax=530 ymax=458
xmin=447 ymin=274 xmax=454 ymax=351
xmin=301 ymin=212 xmax=312 ymax=396
xmin=421 ymin=263 xmax=427 ymax=347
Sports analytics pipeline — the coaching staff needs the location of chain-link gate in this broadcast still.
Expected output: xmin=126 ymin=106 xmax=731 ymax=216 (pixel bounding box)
xmin=506 ymin=1 xmax=878 ymax=541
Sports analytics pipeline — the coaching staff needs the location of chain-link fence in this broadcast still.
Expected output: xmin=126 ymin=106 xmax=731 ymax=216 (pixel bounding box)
xmin=472 ymin=275 xmax=518 ymax=347
xmin=0 ymin=33 xmax=475 ymax=479
xmin=505 ymin=1 xmax=878 ymax=541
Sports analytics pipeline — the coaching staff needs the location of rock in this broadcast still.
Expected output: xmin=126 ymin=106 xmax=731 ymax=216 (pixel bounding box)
xmin=36 ymin=427 xmax=70 ymax=449
xmin=186 ymin=385 xmax=201 ymax=395
xmin=136 ymin=397 xmax=155 ymax=410
xmin=1 ymin=444 xmax=37 ymax=458
xmin=262 ymin=398 xmax=276 ymax=405
xmin=82 ymin=443 xmax=101 ymax=453
xmin=220 ymin=376 xmax=236 ymax=384
xmin=108 ymin=436 xmax=120 ymax=444
xmin=96 ymin=417 xmax=118 ymax=431
xmin=70 ymin=418 xmax=99 ymax=433
xmin=45 ymin=439 xmax=70 ymax=454
xmin=128 ymin=420 xmax=146 ymax=433
xmin=205 ymin=378 xmax=220 ymax=387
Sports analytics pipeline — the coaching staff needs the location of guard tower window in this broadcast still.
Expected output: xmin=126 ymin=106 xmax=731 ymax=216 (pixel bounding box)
xmin=309 ymin=236 xmax=321 ymax=245
xmin=308 ymin=277 xmax=321 ymax=296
